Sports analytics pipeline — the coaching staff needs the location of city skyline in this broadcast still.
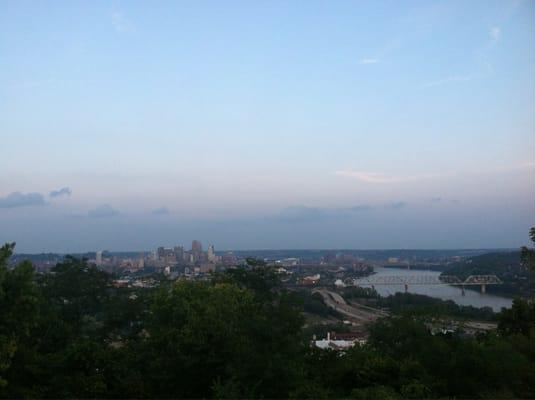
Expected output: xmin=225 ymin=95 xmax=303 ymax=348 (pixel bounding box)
xmin=1 ymin=0 xmax=534 ymax=252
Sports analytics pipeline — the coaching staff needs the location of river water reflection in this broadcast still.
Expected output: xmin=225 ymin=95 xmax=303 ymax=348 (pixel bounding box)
xmin=354 ymin=267 xmax=512 ymax=311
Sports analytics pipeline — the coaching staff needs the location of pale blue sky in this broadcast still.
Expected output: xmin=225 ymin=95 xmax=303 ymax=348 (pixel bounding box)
xmin=1 ymin=0 xmax=534 ymax=252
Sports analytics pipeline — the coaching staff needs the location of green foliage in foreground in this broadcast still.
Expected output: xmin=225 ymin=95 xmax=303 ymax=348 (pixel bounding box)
xmin=1 ymin=243 xmax=535 ymax=399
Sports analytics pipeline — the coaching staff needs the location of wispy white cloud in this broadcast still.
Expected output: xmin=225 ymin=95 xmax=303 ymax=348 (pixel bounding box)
xmin=386 ymin=201 xmax=407 ymax=210
xmin=488 ymin=160 xmax=535 ymax=174
xmin=520 ymin=160 xmax=535 ymax=168
xmin=423 ymin=74 xmax=473 ymax=88
xmin=88 ymin=204 xmax=120 ymax=218
xmin=334 ymin=170 xmax=432 ymax=184
xmin=336 ymin=161 xmax=535 ymax=185
xmin=270 ymin=204 xmax=373 ymax=223
xmin=152 ymin=207 xmax=170 ymax=215
xmin=12 ymin=78 xmax=56 ymax=90
xmin=360 ymin=58 xmax=380 ymax=64
xmin=489 ymin=26 xmax=501 ymax=41
xmin=111 ymin=11 xmax=132 ymax=33
xmin=424 ymin=25 xmax=503 ymax=88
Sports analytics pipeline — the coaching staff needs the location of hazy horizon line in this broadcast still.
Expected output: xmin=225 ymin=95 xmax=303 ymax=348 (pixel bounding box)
xmin=12 ymin=247 xmax=520 ymax=256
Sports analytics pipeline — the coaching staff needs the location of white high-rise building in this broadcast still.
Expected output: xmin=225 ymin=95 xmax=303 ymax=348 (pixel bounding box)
xmin=207 ymin=244 xmax=216 ymax=262
xmin=96 ymin=251 xmax=103 ymax=265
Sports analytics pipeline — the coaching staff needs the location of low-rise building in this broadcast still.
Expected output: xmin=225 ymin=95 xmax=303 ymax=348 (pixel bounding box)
xmin=313 ymin=332 xmax=366 ymax=351
xmin=301 ymin=274 xmax=320 ymax=285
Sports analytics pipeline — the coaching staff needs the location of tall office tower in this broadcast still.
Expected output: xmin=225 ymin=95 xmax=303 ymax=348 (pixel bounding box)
xmin=157 ymin=247 xmax=165 ymax=260
xmin=182 ymin=250 xmax=191 ymax=263
xmin=96 ymin=251 xmax=103 ymax=266
xmin=191 ymin=240 xmax=202 ymax=254
xmin=207 ymin=244 xmax=216 ymax=262
xmin=174 ymin=246 xmax=184 ymax=261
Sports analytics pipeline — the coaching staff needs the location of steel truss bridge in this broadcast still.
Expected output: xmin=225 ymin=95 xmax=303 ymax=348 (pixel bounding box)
xmin=344 ymin=275 xmax=502 ymax=294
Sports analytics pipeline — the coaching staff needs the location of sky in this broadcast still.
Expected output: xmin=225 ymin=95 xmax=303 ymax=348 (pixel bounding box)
xmin=1 ymin=0 xmax=534 ymax=252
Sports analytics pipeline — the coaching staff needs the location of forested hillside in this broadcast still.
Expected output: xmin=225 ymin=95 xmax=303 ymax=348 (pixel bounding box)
xmin=444 ymin=251 xmax=535 ymax=297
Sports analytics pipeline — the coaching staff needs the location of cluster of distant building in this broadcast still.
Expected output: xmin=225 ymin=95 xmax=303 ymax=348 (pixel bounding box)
xmin=88 ymin=246 xmax=382 ymax=286
xmin=93 ymin=240 xmax=239 ymax=277
xmin=150 ymin=240 xmax=239 ymax=273
xmin=24 ymin=246 xmax=469 ymax=291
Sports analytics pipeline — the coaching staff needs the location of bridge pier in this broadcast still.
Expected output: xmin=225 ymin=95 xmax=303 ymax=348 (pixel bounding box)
xmin=481 ymin=284 xmax=486 ymax=294
xmin=404 ymin=284 xmax=408 ymax=293
xmin=461 ymin=285 xmax=465 ymax=296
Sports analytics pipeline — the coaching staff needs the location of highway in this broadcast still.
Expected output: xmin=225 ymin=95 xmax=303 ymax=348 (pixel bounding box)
xmin=313 ymin=289 xmax=388 ymax=323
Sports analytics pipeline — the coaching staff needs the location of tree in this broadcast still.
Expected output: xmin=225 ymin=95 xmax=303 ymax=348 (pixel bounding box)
xmin=498 ymin=298 xmax=535 ymax=337
xmin=216 ymin=264 xmax=280 ymax=301
xmin=41 ymin=256 xmax=111 ymax=320
xmin=521 ymin=227 xmax=535 ymax=270
xmin=4 ymin=256 xmax=137 ymax=398
xmin=0 ymin=243 xmax=40 ymax=393
xmin=497 ymin=227 xmax=535 ymax=338
xmin=141 ymin=278 xmax=304 ymax=398
xmin=350 ymin=385 xmax=400 ymax=400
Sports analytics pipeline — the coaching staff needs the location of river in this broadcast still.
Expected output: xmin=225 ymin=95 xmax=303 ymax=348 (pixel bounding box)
xmin=354 ymin=267 xmax=512 ymax=311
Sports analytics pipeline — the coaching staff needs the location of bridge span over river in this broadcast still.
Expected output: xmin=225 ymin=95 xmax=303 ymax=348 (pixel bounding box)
xmin=344 ymin=274 xmax=502 ymax=294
